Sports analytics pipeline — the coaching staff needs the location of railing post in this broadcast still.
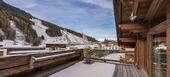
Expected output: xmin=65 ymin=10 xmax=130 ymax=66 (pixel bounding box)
xmin=75 ymin=49 xmax=84 ymax=60
xmin=167 ymin=0 xmax=170 ymax=77
xmin=29 ymin=56 xmax=35 ymax=69
xmin=167 ymin=27 xmax=170 ymax=77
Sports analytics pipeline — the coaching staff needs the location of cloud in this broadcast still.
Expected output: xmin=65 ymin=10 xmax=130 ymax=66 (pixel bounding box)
xmin=4 ymin=0 xmax=116 ymax=40
xmin=25 ymin=3 xmax=37 ymax=8
xmin=79 ymin=0 xmax=113 ymax=10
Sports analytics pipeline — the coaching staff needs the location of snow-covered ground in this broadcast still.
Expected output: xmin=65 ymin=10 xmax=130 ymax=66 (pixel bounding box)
xmin=30 ymin=18 xmax=49 ymax=39
xmin=61 ymin=30 xmax=89 ymax=45
xmin=30 ymin=18 xmax=90 ymax=45
xmin=9 ymin=20 xmax=27 ymax=46
xmin=101 ymin=53 xmax=125 ymax=61
xmin=48 ymin=53 xmax=124 ymax=77
xmin=45 ymin=36 xmax=68 ymax=44
xmin=49 ymin=61 xmax=115 ymax=77
xmin=1 ymin=18 xmax=91 ymax=47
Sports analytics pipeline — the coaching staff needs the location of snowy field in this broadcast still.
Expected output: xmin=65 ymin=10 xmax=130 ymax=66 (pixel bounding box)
xmin=49 ymin=53 xmax=124 ymax=77
xmin=101 ymin=53 xmax=125 ymax=60
xmin=49 ymin=61 xmax=115 ymax=77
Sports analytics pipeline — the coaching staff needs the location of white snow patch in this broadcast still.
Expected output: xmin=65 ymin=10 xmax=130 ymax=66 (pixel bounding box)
xmin=30 ymin=18 xmax=49 ymax=38
xmin=1 ymin=40 xmax=32 ymax=47
xmin=2 ymin=40 xmax=14 ymax=47
xmin=45 ymin=36 xmax=68 ymax=44
xmin=101 ymin=53 xmax=125 ymax=61
xmin=125 ymin=48 xmax=135 ymax=51
xmin=10 ymin=21 xmax=24 ymax=37
xmin=49 ymin=61 xmax=115 ymax=77
xmin=61 ymin=30 xmax=89 ymax=45
xmin=10 ymin=20 xmax=26 ymax=46
xmin=30 ymin=18 xmax=90 ymax=45
xmin=45 ymin=30 xmax=90 ymax=45
xmin=155 ymin=43 xmax=167 ymax=50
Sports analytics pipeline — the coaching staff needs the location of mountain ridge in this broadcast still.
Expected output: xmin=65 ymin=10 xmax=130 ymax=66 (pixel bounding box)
xmin=0 ymin=0 xmax=97 ymax=46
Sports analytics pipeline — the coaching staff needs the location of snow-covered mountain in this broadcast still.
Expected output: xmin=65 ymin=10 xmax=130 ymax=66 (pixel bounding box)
xmin=0 ymin=0 xmax=97 ymax=47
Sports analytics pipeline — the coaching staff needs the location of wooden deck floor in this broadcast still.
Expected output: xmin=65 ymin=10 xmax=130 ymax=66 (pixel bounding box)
xmin=113 ymin=64 xmax=148 ymax=77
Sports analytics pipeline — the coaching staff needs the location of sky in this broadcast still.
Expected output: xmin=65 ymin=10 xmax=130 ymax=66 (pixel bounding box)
xmin=5 ymin=0 xmax=117 ymax=41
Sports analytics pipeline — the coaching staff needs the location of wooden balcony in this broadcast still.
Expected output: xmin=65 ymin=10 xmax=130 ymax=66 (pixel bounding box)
xmin=113 ymin=64 xmax=148 ymax=77
xmin=0 ymin=49 xmax=83 ymax=77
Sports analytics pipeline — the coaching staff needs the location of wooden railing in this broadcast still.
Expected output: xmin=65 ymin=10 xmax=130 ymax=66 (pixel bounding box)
xmin=93 ymin=49 xmax=134 ymax=53
xmin=0 ymin=55 xmax=32 ymax=77
xmin=0 ymin=49 xmax=83 ymax=77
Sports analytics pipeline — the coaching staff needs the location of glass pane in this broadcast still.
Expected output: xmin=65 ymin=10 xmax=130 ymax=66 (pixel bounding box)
xmin=152 ymin=35 xmax=167 ymax=77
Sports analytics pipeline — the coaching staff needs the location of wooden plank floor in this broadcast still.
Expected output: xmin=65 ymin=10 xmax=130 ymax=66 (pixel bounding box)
xmin=113 ymin=64 xmax=148 ymax=77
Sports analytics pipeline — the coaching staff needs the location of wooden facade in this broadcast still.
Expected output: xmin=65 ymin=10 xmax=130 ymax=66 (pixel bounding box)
xmin=113 ymin=0 xmax=169 ymax=77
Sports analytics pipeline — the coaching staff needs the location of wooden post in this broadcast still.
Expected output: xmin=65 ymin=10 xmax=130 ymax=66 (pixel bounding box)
xmin=167 ymin=0 xmax=170 ymax=19
xmin=140 ymin=40 xmax=145 ymax=69
xmin=138 ymin=39 xmax=142 ymax=69
xmin=146 ymin=34 xmax=153 ymax=77
xmin=167 ymin=0 xmax=170 ymax=77
xmin=30 ymin=56 xmax=35 ymax=69
xmin=136 ymin=34 xmax=140 ymax=68
xmin=135 ymin=33 xmax=143 ymax=69
xmin=167 ymin=27 xmax=170 ymax=77
xmin=135 ymin=42 xmax=138 ymax=66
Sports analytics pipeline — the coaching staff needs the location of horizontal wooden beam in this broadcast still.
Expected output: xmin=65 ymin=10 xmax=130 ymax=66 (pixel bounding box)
xmin=119 ymin=23 xmax=145 ymax=30
xmin=148 ymin=19 xmax=170 ymax=35
xmin=129 ymin=29 xmax=147 ymax=33
xmin=119 ymin=23 xmax=146 ymax=33
xmin=119 ymin=38 xmax=136 ymax=43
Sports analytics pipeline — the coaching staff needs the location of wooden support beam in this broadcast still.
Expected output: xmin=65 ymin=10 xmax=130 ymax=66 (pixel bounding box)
xmin=167 ymin=27 xmax=170 ymax=77
xmin=167 ymin=0 xmax=170 ymax=19
xmin=140 ymin=40 xmax=145 ymax=69
xmin=133 ymin=0 xmax=139 ymax=16
xmin=136 ymin=34 xmax=143 ymax=69
xmin=119 ymin=38 xmax=136 ymax=43
xmin=120 ymin=45 xmax=134 ymax=48
xmin=146 ymin=34 xmax=153 ymax=77
xmin=145 ymin=0 xmax=163 ymax=20
xmin=119 ymin=23 xmax=145 ymax=30
xmin=119 ymin=23 xmax=146 ymax=33
xmin=120 ymin=44 xmax=135 ymax=48
xmin=135 ymin=34 xmax=139 ymax=68
xmin=148 ymin=19 xmax=170 ymax=35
